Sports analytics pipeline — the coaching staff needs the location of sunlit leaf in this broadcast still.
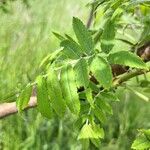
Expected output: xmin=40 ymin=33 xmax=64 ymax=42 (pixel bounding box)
xmin=91 ymin=138 xmax=101 ymax=148
xmin=60 ymin=40 xmax=81 ymax=59
xmin=99 ymin=91 xmax=120 ymax=101
xmin=108 ymin=51 xmax=147 ymax=69
xmin=85 ymin=88 xmax=94 ymax=107
xmin=78 ymin=123 xmax=104 ymax=139
xmin=132 ymin=135 xmax=150 ymax=150
xmin=52 ymin=31 xmax=65 ymax=41
xmin=73 ymin=17 xmax=94 ymax=54
xmin=60 ymin=64 xmax=80 ymax=115
xmin=16 ymin=84 xmax=32 ymax=112
xmin=101 ymin=19 xmax=116 ymax=54
xmin=93 ymin=105 xmax=107 ymax=123
xmin=36 ymin=76 xmax=52 ymax=119
xmin=74 ymin=58 xmax=89 ymax=88
xmin=47 ymin=68 xmax=66 ymax=117
xmin=90 ymin=55 xmax=113 ymax=89
xmin=95 ymin=96 xmax=113 ymax=115
xmin=39 ymin=48 xmax=63 ymax=69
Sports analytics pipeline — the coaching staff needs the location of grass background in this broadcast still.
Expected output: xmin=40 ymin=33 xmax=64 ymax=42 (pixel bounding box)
xmin=0 ymin=0 xmax=150 ymax=149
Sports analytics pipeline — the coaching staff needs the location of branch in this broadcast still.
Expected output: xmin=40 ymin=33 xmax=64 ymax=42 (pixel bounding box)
xmin=113 ymin=69 xmax=150 ymax=87
xmin=0 ymin=96 xmax=37 ymax=119
xmin=0 ymin=69 xmax=149 ymax=119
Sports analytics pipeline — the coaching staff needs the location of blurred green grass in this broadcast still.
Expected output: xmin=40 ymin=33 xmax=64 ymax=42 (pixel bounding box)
xmin=0 ymin=0 xmax=88 ymax=101
xmin=0 ymin=1 xmax=150 ymax=150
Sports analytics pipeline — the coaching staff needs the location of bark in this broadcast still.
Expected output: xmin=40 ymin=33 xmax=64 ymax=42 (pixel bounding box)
xmin=0 ymin=96 xmax=37 ymax=119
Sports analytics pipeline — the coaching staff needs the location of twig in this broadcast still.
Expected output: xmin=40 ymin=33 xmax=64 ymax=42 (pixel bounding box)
xmin=0 ymin=69 xmax=149 ymax=119
xmin=113 ymin=70 xmax=150 ymax=87
xmin=0 ymin=96 xmax=37 ymax=119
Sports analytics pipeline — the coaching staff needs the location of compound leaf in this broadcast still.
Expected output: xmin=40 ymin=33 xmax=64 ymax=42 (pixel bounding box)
xmin=73 ymin=17 xmax=94 ymax=54
xmin=101 ymin=19 xmax=116 ymax=54
xmin=60 ymin=40 xmax=82 ymax=59
xmin=74 ymin=58 xmax=89 ymax=88
xmin=36 ymin=76 xmax=52 ymax=119
xmin=90 ymin=55 xmax=113 ymax=89
xmin=108 ymin=51 xmax=147 ymax=69
xmin=60 ymin=64 xmax=80 ymax=115
xmin=78 ymin=123 xmax=104 ymax=139
xmin=47 ymin=68 xmax=66 ymax=117
xmin=93 ymin=105 xmax=107 ymax=123
xmin=132 ymin=135 xmax=150 ymax=150
xmin=99 ymin=91 xmax=120 ymax=101
xmin=95 ymin=96 xmax=113 ymax=115
xmin=16 ymin=84 xmax=32 ymax=113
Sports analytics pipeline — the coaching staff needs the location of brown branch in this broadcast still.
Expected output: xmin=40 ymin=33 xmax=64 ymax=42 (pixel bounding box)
xmin=113 ymin=69 xmax=150 ymax=87
xmin=0 ymin=96 xmax=37 ymax=119
xmin=0 ymin=68 xmax=149 ymax=119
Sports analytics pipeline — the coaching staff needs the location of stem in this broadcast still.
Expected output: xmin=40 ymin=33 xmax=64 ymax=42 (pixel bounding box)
xmin=86 ymin=0 xmax=96 ymax=28
xmin=0 ymin=96 xmax=37 ymax=119
xmin=113 ymin=69 xmax=150 ymax=87
xmin=0 ymin=68 xmax=149 ymax=119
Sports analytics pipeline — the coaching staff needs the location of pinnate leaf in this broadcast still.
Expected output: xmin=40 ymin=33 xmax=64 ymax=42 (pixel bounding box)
xmin=85 ymin=88 xmax=94 ymax=107
xmin=52 ymin=31 xmax=65 ymax=41
xmin=132 ymin=135 xmax=150 ymax=150
xmin=101 ymin=20 xmax=116 ymax=54
xmin=93 ymin=105 xmax=107 ymax=123
xmin=73 ymin=17 xmax=94 ymax=54
xmin=36 ymin=76 xmax=52 ymax=119
xmin=60 ymin=64 xmax=80 ymax=115
xmin=60 ymin=40 xmax=81 ymax=59
xmin=16 ymin=84 xmax=32 ymax=112
xmin=90 ymin=55 xmax=113 ymax=89
xmin=99 ymin=91 xmax=119 ymax=102
xmin=47 ymin=68 xmax=66 ymax=117
xmin=95 ymin=96 xmax=113 ymax=115
xmin=108 ymin=51 xmax=147 ymax=69
xmin=74 ymin=58 xmax=89 ymax=88
xmin=78 ymin=123 xmax=104 ymax=139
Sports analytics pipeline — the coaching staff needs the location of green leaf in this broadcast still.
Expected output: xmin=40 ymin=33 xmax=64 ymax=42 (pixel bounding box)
xmin=36 ymin=76 xmax=52 ymax=119
xmin=78 ymin=123 xmax=104 ymax=139
xmin=90 ymin=55 xmax=113 ymax=89
xmin=81 ymin=139 xmax=90 ymax=150
xmin=139 ymin=23 xmax=150 ymax=45
xmin=108 ymin=51 xmax=147 ymax=69
xmin=74 ymin=116 xmax=86 ymax=130
xmin=60 ymin=40 xmax=81 ymax=59
xmin=39 ymin=48 xmax=63 ymax=69
xmin=140 ymin=129 xmax=150 ymax=141
xmin=16 ymin=84 xmax=32 ymax=113
xmin=60 ymin=64 xmax=80 ymax=115
xmin=52 ymin=31 xmax=65 ymax=41
xmin=101 ymin=19 xmax=116 ymax=54
xmin=93 ymin=105 xmax=107 ymax=123
xmin=90 ymin=138 xmax=101 ymax=148
xmin=80 ymin=102 xmax=90 ymax=115
xmin=47 ymin=68 xmax=66 ymax=117
xmin=73 ymin=17 xmax=94 ymax=54
xmin=99 ymin=91 xmax=120 ymax=102
xmin=74 ymin=58 xmax=89 ymax=88
xmin=85 ymin=88 xmax=94 ymax=107
xmin=95 ymin=96 xmax=113 ymax=115
xmin=65 ymin=34 xmax=75 ymax=41
xmin=132 ymin=135 xmax=150 ymax=150
xmin=89 ymin=81 xmax=100 ymax=93
xmin=79 ymin=91 xmax=86 ymax=100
